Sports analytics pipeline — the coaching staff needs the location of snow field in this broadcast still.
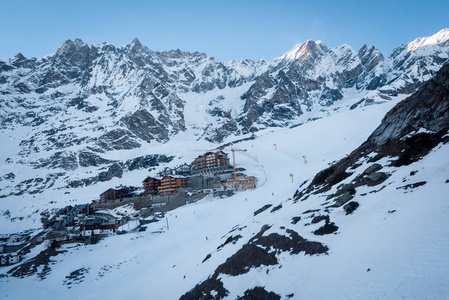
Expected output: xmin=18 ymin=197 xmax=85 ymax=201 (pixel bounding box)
xmin=1 ymin=95 xmax=413 ymax=299
xmin=1 ymin=89 xmax=448 ymax=299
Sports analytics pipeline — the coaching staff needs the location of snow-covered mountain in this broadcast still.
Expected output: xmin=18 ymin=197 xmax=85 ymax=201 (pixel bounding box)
xmin=1 ymin=54 xmax=448 ymax=300
xmin=1 ymin=29 xmax=448 ymax=201
xmin=1 ymin=29 xmax=449 ymax=298
xmin=179 ymin=58 xmax=449 ymax=299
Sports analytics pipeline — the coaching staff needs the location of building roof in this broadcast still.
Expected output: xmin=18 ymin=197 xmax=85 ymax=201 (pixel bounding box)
xmin=80 ymin=216 xmax=116 ymax=226
xmin=100 ymin=188 xmax=119 ymax=195
xmin=161 ymin=175 xmax=187 ymax=179
xmin=5 ymin=242 xmax=25 ymax=247
xmin=195 ymin=150 xmax=228 ymax=159
xmin=143 ymin=176 xmax=161 ymax=182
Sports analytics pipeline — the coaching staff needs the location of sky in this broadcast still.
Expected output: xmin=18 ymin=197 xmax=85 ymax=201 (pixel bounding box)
xmin=1 ymin=0 xmax=448 ymax=62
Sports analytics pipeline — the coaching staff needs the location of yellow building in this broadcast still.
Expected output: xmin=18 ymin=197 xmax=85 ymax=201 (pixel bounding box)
xmin=142 ymin=177 xmax=161 ymax=195
xmin=158 ymin=175 xmax=188 ymax=194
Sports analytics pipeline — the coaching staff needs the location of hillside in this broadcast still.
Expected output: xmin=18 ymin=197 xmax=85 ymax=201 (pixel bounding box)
xmin=0 ymin=31 xmax=448 ymax=299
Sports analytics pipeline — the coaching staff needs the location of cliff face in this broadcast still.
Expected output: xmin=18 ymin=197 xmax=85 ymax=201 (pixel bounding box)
xmin=369 ymin=63 xmax=449 ymax=148
xmin=296 ymin=62 xmax=449 ymax=200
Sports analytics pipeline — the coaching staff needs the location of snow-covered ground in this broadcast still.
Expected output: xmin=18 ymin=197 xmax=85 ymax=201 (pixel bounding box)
xmin=1 ymin=94 xmax=448 ymax=299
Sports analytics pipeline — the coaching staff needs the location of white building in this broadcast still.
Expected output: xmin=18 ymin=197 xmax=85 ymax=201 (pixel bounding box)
xmin=0 ymin=253 xmax=22 ymax=266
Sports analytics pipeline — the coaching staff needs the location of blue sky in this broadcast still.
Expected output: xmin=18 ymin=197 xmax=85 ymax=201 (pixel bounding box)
xmin=1 ymin=0 xmax=448 ymax=62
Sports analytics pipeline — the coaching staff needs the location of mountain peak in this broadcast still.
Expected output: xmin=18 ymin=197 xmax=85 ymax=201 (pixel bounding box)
xmin=334 ymin=43 xmax=355 ymax=55
xmin=126 ymin=38 xmax=145 ymax=53
xmin=56 ymin=38 xmax=89 ymax=56
xmin=279 ymin=39 xmax=325 ymax=61
xmin=406 ymin=28 xmax=449 ymax=52
xmin=74 ymin=38 xmax=86 ymax=46
xmin=130 ymin=37 xmax=142 ymax=47
xmin=14 ymin=53 xmax=26 ymax=61
xmin=360 ymin=44 xmax=378 ymax=51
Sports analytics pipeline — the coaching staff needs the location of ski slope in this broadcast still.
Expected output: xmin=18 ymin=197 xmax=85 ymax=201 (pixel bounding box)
xmin=1 ymin=96 xmax=449 ymax=299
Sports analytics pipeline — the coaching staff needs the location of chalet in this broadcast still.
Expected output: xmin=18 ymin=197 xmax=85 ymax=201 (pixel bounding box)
xmin=158 ymin=175 xmax=188 ymax=194
xmin=79 ymin=215 xmax=117 ymax=238
xmin=213 ymin=175 xmax=257 ymax=192
xmin=142 ymin=177 xmax=161 ymax=195
xmin=99 ymin=187 xmax=134 ymax=203
xmin=100 ymin=188 xmax=123 ymax=202
xmin=193 ymin=150 xmax=230 ymax=171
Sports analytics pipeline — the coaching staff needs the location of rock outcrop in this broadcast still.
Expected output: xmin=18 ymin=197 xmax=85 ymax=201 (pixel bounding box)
xmin=295 ymin=62 xmax=449 ymax=200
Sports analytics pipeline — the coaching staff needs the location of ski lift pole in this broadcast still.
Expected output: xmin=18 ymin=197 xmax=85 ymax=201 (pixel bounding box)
xmin=232 ymin=148 xmax=237 ymax=192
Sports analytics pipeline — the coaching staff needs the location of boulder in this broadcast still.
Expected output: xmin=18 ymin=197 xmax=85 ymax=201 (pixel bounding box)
xmin=363 ymin=163 xmax=382 ymax=175
xmin=364 ymin=172 xmax=388 ymax=186
xmin=333 ymin=191 xmax=354 ymax=207
xmin=343 ymin=201 xmax=359 ymax=215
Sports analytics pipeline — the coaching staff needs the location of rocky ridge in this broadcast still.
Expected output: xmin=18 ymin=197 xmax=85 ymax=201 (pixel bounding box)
xmin=0 ymin=29 xmax=448 ymax=197
xmin=295 ymin=62 xmax=449 ymax=204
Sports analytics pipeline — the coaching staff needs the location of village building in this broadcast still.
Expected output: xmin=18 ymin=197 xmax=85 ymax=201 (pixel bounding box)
xmin=0 ymin=234 xmax=26 ymax=258
xmin=158 ymin=175 xmax=188 ymax=194
xmin=100 ymin=188 xmax=123 ymax=202
xmin=213 ymin=175 xmax=257 ymax=192
xmin=45 ymin=204 xmax=92 ymax=231
xmin=175 ymin=163 xmax=192 ymax=176
xmin=93 ymin=210 xmax=116 ymax=219
xmin=78 ymin=215 xmax=117 ymax=239
xmin=193 ymin=151 xmax=230 ymax=172
xmin=157 ymin=163 xmax=192 ymax=177
xmin=188 ymin=150 xmax=234 ymax=189
xmin=7 ymin=234 xmax=22 ymax=243
xmin=0 ymin=234 xmax=9 ymax=243
xmin=3 ymin=242 xmax=26 ymax=253
xmin=99 ymin=187 xmax=135 ymax=203
xmin=0 ymin=253 xmax=22 ymax=267
xmin=142 ymin=177 xmax=161 ymax=195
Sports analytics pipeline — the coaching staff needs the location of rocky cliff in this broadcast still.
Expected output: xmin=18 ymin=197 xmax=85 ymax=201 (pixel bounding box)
xmin=295 ymin=62 xmax=449 ymax=201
